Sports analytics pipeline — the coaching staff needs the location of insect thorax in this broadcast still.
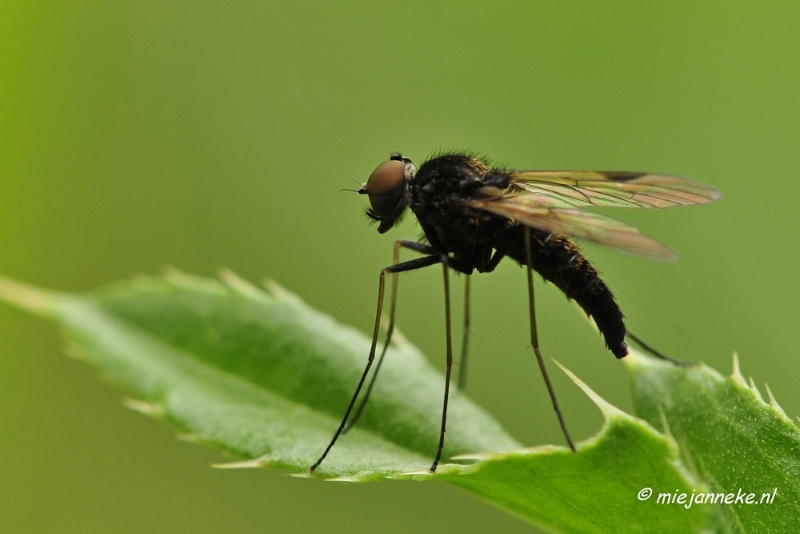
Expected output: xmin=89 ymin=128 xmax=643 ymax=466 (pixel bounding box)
xmin=409 ymin=154 xmax=514 ymax=266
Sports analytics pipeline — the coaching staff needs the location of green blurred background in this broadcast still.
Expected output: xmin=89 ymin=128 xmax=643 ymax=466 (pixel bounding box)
xmin=1 ymin=1 xmax=798 ymax=532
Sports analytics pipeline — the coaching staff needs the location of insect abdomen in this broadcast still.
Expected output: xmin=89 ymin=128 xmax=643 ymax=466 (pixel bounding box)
xmin=504 ymin=227 xmax=628 ymax=358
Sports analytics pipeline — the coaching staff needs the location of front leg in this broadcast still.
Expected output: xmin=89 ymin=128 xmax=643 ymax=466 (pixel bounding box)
xmin=344 ymin=239 xmax=438 ymax=432
xmin=310 ymin=253 xmax=442 ymax=473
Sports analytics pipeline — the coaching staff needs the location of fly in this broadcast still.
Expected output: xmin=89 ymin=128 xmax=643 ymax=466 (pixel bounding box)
xmin=310 ymin=152 xmax=721 ymax=473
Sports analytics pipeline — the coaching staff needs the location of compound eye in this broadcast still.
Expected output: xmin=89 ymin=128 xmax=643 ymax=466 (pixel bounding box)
xmin=366 ymin=159 xmax=406 ymax=218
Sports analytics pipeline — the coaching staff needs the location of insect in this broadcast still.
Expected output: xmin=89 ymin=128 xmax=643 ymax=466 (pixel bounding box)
xmin=310 ymin=152 xmax=721 ymax=473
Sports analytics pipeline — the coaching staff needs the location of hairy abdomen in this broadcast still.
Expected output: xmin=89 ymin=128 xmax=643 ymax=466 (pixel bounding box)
xmin=501 ymin=226 xmax=628 ymax=358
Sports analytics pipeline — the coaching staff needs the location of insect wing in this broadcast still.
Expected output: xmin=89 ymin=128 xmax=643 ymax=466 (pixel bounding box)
xmin=464 ymin=196 xmax=677 ymax=259
xmin=510 ymin=171 xmax=722 ymax=209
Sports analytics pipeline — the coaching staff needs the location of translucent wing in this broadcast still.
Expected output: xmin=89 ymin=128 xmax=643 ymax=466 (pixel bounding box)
xmin=509 ymin=171 xmax=722 ymax=209
xmin=463 ymin=196 xmax=676 ymax=259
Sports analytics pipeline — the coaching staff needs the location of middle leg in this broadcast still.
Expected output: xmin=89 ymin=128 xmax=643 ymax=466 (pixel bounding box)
xmin=524 ymin=226 xmax=576 ymax=452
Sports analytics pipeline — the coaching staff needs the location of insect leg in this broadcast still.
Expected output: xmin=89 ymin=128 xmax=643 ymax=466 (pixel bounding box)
xmin=626 ymin=331 xmax=692 ymax=367
xmin=524 ymin=226 xmax=576 ymax=452
xmin=458 ymin=250 xmax=503 ymax=389
xmin=344 ymin=239 xmax=437 ymax=432
xmin=457 ymin=275 xmax=470 ymax=390
xmin=431 ymin=255 xmax=454 ymax=472
xmin=310 ymin=253 xmax=442 ymax=474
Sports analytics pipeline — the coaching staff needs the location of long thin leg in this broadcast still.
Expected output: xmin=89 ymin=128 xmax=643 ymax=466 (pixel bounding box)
xmin=343 ymin=239 xmax=437 ymax=432
xmin=626 ymin=331 xmax=691 ymax=367
xmin=524 ymin=227 xmax=576 ymax=453
xmin=457 ymin=275 xmax=471 ymax=389
xmin=457 ymin=250 xmax=504 ymax=390
xmin=310 ymin=254 xmax=442 ymax=473
xmin=431 ymin=256 xmax=454 ymax=472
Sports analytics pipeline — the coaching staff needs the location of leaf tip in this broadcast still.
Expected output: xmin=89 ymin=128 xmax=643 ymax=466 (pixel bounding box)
xmin=731 ymin=351 xmax=747 ymax=386
xmin=262 ymin=278 xmax=304 ymax=307
xmin=0 ymin=276 xmax=55 ymax=316
xmin=764 ymin=383 xmax=790 ymax=421
xmin=552 ymin=359 xmax=623 ymax=420
xmin=394 ymin=469 xmax=436 ymax=480
xmin=325 ymin=474 xmax=368 ymax=482
xmin=748 ymin=376 xmax=766 ymax=404
xmin=161 ymin=266 xmax=200 ymax=287
xmin=176 ymin=433 xmax=203 ymax=443
xmin=450 ymin=452 xmax=490 ymax=461
xmin=211 ymin=459 xmax=267 ymax=469
xmin=122 ymin=398 xmax=166 ymax=418
xmin=218 ymin=268 xmax=266 ymax=299
xmin=657 ymin=406 xmax=674 ymax=440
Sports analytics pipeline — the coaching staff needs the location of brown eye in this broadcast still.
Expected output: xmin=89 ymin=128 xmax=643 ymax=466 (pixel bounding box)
xmin=366 ymin=159 xmax=406 ymax=218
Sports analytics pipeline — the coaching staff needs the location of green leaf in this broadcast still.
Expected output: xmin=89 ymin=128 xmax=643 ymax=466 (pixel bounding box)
xmin=628 ymin=353 xmax=800 ymax=533
xmin=438 ymin=363 xmax=711 ymax=533
xmin=0 ymin=270 xmax=519 ymax=477
xmin=0 ymin=271 xmax=719 ymax=532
